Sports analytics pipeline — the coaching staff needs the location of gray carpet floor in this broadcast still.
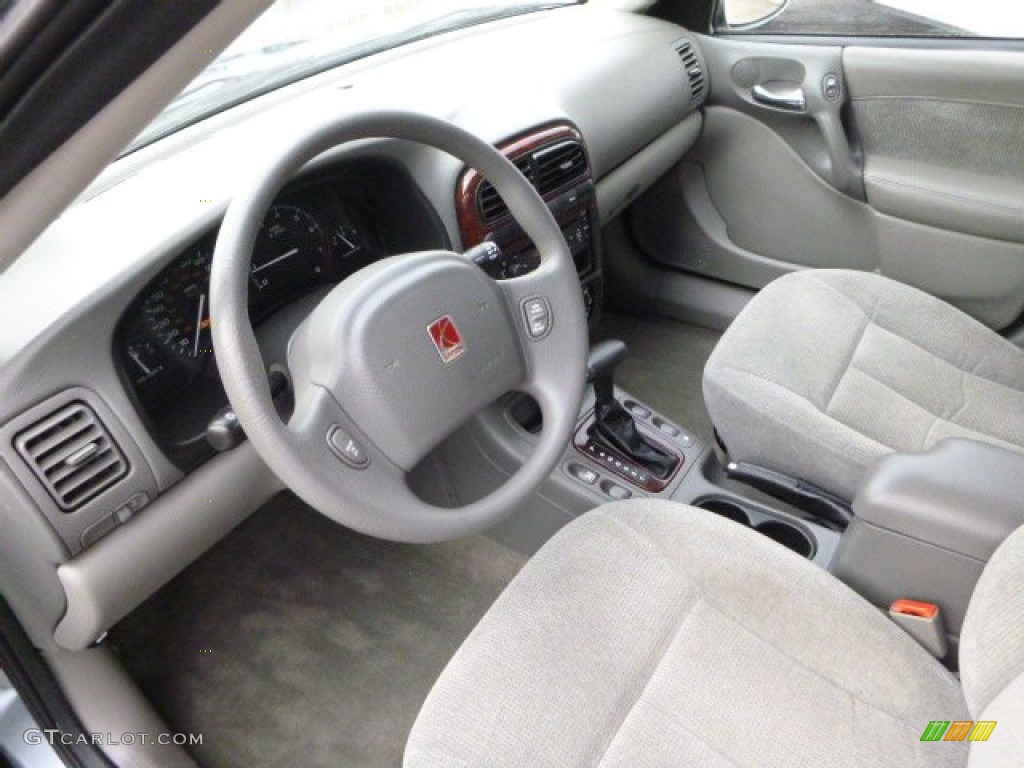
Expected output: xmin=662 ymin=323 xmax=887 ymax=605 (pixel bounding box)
xmin=111 ymin=493 xmax=526 ymax=768
xmin=595 ymin=312 xmax=721 ymax=447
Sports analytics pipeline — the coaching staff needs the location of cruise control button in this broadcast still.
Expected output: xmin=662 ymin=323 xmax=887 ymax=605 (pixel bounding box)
xmin=327 ymin=425 xmax=369 ymax=468
xmin=522 ymin=296 xmax=552 ymax=338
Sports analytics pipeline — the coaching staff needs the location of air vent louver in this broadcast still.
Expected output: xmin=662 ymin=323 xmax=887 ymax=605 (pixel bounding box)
xmin=477 ymin=155 xmax=535 ymax=222
xmin=14 ymin=402 xmax=127 ymax=511
xmin=475 ymin=139 xmax=587 ymax=223
xmin=675 ymin=40 xmax=706 ymax=102
xmin=534 ymin=140 xmax=587 ymax=196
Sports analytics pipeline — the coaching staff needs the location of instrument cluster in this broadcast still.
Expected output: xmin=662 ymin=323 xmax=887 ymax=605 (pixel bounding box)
xmin=116 ymin=175 xmax=388 ymax=469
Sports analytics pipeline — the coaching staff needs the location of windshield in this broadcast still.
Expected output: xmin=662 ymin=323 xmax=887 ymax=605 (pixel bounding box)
xmin=125 ymin=0 xmax=581 ymax=154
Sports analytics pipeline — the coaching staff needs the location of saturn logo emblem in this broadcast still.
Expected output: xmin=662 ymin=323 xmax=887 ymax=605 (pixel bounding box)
xmin=427 ymin=315 xmax=466 ymax=364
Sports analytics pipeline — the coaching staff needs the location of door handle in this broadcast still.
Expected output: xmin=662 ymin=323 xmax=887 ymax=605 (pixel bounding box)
xmin=751 ymin=81 xmax=806 ymax=112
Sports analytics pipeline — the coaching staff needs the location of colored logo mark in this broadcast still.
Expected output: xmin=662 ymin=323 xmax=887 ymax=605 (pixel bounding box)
xmin=427 ymin=315 xmax=466 ymax=364
xmin=920 ymin=721 xmax=996 ymax=742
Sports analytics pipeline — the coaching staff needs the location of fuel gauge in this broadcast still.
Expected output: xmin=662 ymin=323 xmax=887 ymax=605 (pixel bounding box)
xmin=126 ymin=340 xmax=166 ymax=386
xmin=331 ymin=221 xmax=365 ymax=260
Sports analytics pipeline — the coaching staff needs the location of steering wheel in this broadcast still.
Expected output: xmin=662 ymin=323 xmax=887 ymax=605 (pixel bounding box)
xmin=209 ymin=111 xmax=588 ymax=542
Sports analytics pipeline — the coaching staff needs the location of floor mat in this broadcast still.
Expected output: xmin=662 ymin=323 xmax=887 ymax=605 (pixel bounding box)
xmin=595 ymin=313 xmax=721 ymax=447
xmin=110 ymin=493 xmax=526 ymax=768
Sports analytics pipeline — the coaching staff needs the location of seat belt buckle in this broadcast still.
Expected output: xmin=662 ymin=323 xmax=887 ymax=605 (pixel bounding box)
xmin=889 ymin=599 xmax=948 ymax=658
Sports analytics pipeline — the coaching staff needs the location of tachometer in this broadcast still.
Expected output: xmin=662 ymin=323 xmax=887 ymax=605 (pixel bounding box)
xmin=249 ymin=204 xmax=329 ymax=305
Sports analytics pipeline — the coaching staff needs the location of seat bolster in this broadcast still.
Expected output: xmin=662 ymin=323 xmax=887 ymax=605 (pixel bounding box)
xmin=406 ymin=501 xmax=966 ymax=768
xmin=703 ymin=269 xmax=1024 ymax=499
xmin=968 ymin=674 xmax=1024 ymax=767
xmin=960 ymin=524 xmax=1024 ymax=716
xmin=703 ymin=364 xmax=886 ymax=499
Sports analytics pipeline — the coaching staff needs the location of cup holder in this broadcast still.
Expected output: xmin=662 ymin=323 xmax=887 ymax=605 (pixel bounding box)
xmin=696 ymin=499 xmax=750 ymax=526
xmin=754 ymin=521 xmax=814 ymax=558
xmin=696 ymin=498 xmax=815 ymax=558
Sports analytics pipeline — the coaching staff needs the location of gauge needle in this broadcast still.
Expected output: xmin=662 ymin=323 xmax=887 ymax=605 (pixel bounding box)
xmin=193 ymin=293 xmax=206 ymax=358
xmin=252 ymin=247 xmax=299 ymax=274
xmin=129 ymin=350 xmax=153 ymax=376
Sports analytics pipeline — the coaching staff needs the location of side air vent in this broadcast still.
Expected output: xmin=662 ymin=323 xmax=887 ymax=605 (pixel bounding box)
xmin=534 ymin=140 xmax=587 ymax=196
xmin=475 ymin=139 xmax=588 ymax=222
xmin=477 ymin=155 xmax=534 ymax=222
xmin=14 ymin=402 xmax=128 ymax=511
xmin=675 ymin=40 xmax=707 ymax=102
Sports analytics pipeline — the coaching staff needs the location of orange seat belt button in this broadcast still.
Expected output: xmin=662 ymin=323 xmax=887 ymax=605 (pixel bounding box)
xmin=890 ymin=599 xmax=939 ymax=619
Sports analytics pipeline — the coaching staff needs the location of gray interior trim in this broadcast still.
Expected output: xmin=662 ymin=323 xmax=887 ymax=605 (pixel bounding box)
xmin=0 ymin=460 xmax=69 ymax=651
xmin=644 ymin=106 xmax=1024 ymax=328
xmin=832 ymin=518 xmax=983 ymax=640
xmin=875 ymin=212 xmax=1024 ymax=329
xmin=632 ymin=161 xmax=809 ymax=286
xmin=45 ymin=646 xmax=197 ymax=768
xmin=719 ymin=35 xmax=1024 ymax=52
xmin=864 ymin=157 xmax=1024 ymax=244
xmin=845 ymin=46 xmax=1024 ymax=104
xmin=602 ymin=216 xmax=754 ymax=332
xmin=596 ymin=113 xmax=702 ymax=224
xmin=54 ymin=444 xmax=281 ymax=651
xmin=852 ymin=438 xmax=1024 ymax=562
xmin=686 ymin=106 xmax=876 ymax=269
xmin=697 ymin=35 xmax=860 ymax=194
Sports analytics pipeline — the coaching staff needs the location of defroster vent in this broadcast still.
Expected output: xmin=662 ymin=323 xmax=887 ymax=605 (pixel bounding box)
xmin=675 ymin=40 xmax=707 ymax=102
xmin=14 ymin=401 xmax=128 ymax=511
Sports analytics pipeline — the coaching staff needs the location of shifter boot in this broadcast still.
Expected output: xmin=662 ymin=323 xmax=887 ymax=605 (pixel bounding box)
xmin=592 ymin=400 xmax=677 ymax=478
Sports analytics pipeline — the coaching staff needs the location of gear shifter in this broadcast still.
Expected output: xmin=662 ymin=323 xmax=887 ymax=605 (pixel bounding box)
xmin=587 ymin=340 xmax=677 ymax=479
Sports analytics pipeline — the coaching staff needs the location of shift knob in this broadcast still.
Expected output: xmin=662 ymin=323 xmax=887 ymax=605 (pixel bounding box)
xmin=586 ymin=339 xmax=628 ymax=406
xmin=586 ymin=339 xmax=628 ymax=382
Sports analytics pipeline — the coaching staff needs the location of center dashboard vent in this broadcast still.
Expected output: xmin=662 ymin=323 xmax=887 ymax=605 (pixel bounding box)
xmin=14 ymin=401 xmax=128 ymax=511
xmin=675 ymin=40 xmax=707 ymax=102
xmin=476 ymin=138 xmax=587 ymax=223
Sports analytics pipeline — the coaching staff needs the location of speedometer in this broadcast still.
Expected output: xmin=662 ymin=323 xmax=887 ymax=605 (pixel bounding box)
xmin=139 ymin=204 xmax=330 ymax=366
xmin=140 ymin=244 xmax=214 ymax=364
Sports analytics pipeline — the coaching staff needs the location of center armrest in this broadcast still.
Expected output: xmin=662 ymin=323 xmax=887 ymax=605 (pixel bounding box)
xmin=832 ymin=438 xmax=1024 ymax=645
xmin=853 ymin=438 xmax=1024 ymax=561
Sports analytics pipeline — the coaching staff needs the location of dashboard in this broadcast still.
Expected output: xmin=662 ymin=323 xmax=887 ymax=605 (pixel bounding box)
xmin=0 ymin=6 xmax=708 ymax=652
xmin=116 ymin=161 xmax=448 ymax=469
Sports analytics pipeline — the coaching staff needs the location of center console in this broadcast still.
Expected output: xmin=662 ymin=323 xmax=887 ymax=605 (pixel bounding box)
xmin=832 ymin=438 xmax=1024 ymax=647
xmin=445 ymin=123 xmax=841 ymax=565
xmin=455 ymin=123 xmax=602 ymax=323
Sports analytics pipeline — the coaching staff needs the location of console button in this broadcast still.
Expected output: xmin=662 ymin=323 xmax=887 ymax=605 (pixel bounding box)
xmin=625 ymin=400 xmax=651 ymax=420
xmin=327 ymin=425 xmax=369 ymax=468
xmin=568 ymin=462 xmax=598 ymax=485
xmin=601 ymin=480 xmax=632 ymax=500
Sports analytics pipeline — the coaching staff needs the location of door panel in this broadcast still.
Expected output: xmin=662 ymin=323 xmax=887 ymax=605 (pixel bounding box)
xmin=632 ymin=35 xmax=1024 ymax=330
xmin=848 ymin=47 xmax=1024 ymax=244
